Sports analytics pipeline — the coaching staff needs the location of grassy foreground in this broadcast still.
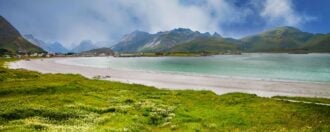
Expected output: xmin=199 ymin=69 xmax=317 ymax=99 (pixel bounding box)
xmin=0 ymin=58 xmax=329 ymax=131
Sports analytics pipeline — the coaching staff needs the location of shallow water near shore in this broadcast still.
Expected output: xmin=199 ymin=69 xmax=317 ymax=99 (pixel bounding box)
xmin=56 ymin=53 xmax=330 ymax=83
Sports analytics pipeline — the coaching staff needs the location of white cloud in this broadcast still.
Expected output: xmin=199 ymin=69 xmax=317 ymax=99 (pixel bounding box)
xmin=261 ymin=0 xmax=314 ymax=27
xmin=111 ymin=0 xmax=253 ymax=35
xmin=0 ymin=0 xmax=315 ymax=47
xmin=112 ymin=0 xmax=218 ymax=33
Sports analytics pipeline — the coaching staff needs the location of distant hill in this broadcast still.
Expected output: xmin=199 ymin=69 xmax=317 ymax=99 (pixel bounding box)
xmin=24 ymin=35 xmax=69 ymax=53
xmin=71 ymin=40 xmax=97 ymax=53
xmin=112 ymin=28 xmax=233 ymax=52
xmin=303 ymin=34 xmax=330 ymax=52
xmin=169 ymin=37 xmax=241 ymax=52
xmin=0 ymin=16 xmax=44 ymax=55
xmin=240 ymin=26 xmax=330 ymax=52
xmin=80 ymin=47 xmax=114 ymax=56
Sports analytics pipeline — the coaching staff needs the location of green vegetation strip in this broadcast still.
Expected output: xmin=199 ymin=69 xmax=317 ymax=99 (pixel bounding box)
xmin=0 ymin=58 xmax=329 ymax=131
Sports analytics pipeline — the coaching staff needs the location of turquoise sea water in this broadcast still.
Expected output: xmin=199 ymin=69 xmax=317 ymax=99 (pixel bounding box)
xmin=57 ymin=53 xmax=330 ymax=83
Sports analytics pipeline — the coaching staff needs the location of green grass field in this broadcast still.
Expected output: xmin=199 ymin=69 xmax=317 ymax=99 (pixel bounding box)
xmin=0 ymin=58 xmax=329 ymax=131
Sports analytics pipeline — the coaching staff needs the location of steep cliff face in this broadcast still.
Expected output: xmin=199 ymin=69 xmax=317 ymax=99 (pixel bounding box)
xmin=0 ymin=16 xmax=45 ymax=54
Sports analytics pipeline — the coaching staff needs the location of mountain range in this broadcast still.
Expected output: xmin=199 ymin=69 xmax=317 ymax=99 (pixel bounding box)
xmin=241 ymin=26 xmax=330 ymax=52
xmin=1 ymin=14 xmax=329 ymax=54
xmin=0 ymin=15 xmax=44 ymax=55
xmin=0 ymin=15 xmax=101 ymax=54
xmin=112 ymin=27 xmax=330 ymax=53
xmin=24 ymin=34 xmax=69 ymax=53
xmin=25 ymin=35 xmax=105 ymax=53
xmin=112 ymin=28 xmax=228 ymax=52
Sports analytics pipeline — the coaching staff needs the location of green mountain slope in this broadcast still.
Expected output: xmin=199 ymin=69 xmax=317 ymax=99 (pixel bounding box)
xmin=113 ymin=26 xmax=330 ymax=53
xmin=303 ymin=34 xmax=330 ymax=52
xmin=140 ymin=28 xmax=207 ymax=52
xmin=241 ymin=26 xmax=314 ymax=52
xmin=0 ymin=16 xmax=45 ymax=55
xmin=240 ymin=26 xmax=330 ymax=52
xmin=112 ymin=28 xmax=218 ymax=52
xmin=169 ymin=37 xmax=240 ymax=52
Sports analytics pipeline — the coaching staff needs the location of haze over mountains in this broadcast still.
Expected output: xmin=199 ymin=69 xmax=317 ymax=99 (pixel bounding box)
xmin=71 ymin=40 xmax=98 ymax=53
xmin=24 ymin=34 xmax=69 ymax=53
xmin=24 ymin=35 xmax=101 ymax=53
xmin=71 ymin=40 xmax=114 ymax=53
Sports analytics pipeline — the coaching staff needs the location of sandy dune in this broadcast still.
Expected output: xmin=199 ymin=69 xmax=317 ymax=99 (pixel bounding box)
xmin=9 ymin=58 xmax=330 ymax=98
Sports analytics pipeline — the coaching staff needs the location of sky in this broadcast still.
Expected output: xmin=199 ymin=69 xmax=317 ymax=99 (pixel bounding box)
xmin=0 ymin=0 xmax=329 ymax=48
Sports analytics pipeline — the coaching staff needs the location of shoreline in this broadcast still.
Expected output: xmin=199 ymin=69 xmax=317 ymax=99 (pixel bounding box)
xmin=9 ymin=57 xmax=330 ymax=98
xmin=55 ymin=57 xmax=330 ymax=85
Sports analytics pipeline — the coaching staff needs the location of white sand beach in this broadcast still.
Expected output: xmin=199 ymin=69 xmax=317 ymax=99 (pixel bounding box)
xmin=9 ymin=58 xmax=330 ymax=98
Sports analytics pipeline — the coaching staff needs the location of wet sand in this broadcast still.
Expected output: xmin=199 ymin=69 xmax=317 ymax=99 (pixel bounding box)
xmin=8 ymin=58 xmax=330 ymax=98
